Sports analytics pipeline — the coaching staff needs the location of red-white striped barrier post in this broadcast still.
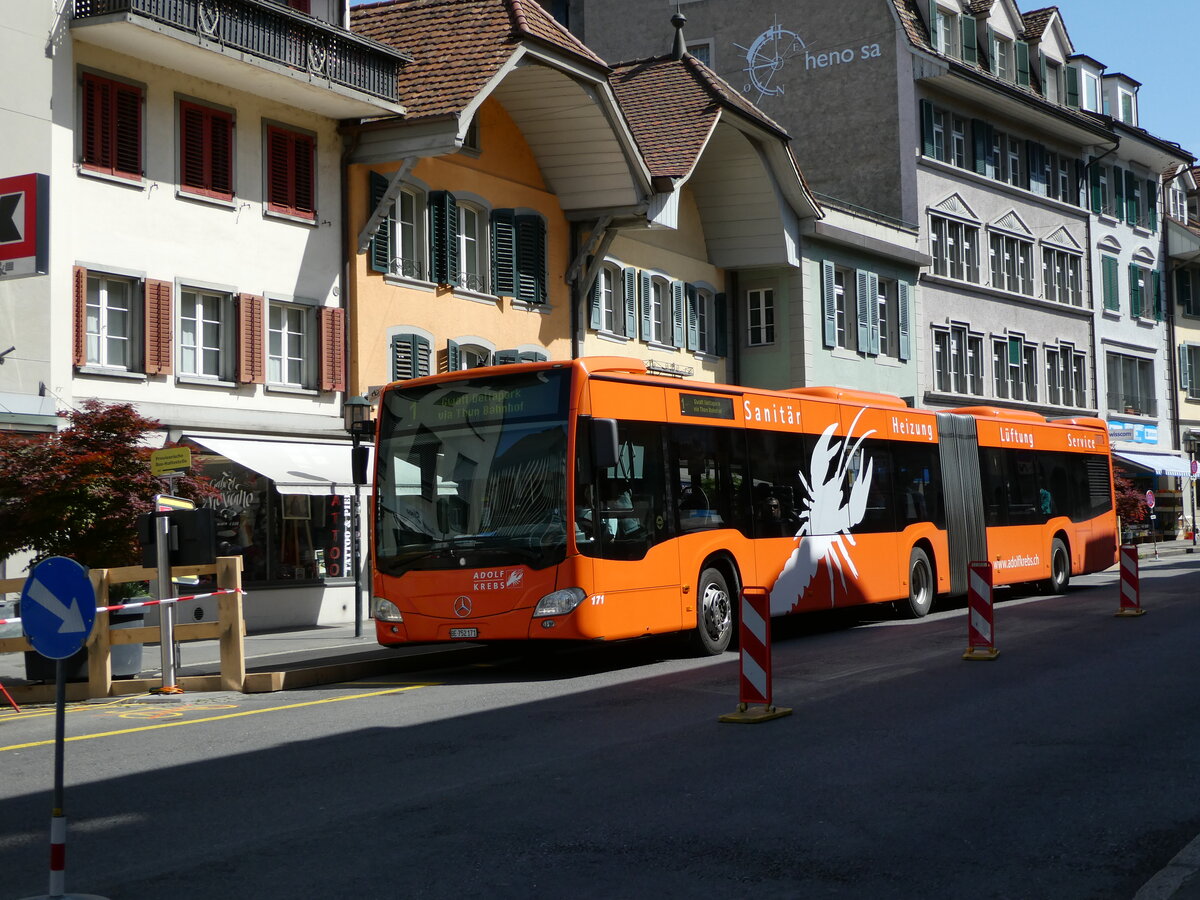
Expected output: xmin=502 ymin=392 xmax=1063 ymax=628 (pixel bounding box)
xmin=719 ymin=586 xmax=791 ymax=723
xmin=963 ymin=561 xmax=999 ymax=660
xmin=1115 ymin=544 xmax=1145 ymax=617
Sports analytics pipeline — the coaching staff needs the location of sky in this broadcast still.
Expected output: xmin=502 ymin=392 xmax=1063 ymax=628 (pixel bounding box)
xmin=998 ymin=0 xmax=1197 ymax=159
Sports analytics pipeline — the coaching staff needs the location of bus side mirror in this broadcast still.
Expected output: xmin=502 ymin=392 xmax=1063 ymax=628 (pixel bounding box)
xmin=592 ymin=418 xmax=619 ymax=472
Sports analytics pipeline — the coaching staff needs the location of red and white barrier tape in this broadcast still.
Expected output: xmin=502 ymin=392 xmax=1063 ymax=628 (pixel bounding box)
xmin=0 ymin=588 xmax=244 ymax=627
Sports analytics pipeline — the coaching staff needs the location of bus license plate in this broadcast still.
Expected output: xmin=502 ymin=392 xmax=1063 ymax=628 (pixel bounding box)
xmin=449 ymin=628 xmax=478 ymax=639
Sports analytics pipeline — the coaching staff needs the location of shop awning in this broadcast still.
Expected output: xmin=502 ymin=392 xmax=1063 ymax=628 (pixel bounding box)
xmin=1113 ymin=450 xmax=1191 ymax=478
xmin=187 ymin=435 xmax=368 ymax=495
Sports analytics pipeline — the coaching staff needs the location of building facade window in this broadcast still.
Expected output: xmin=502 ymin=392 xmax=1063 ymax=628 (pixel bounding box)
xmin=930 ymin=215 xmax=980 ymax=283
xmin=267 ymin=302 xmax=309 ymax=387
xmin=86 ymin=273 xmax=138 ymax=370
xmin=933 ymin=323 xmax=982 ymax=396
xmin=396 ymin=188 xmax=424 ymax=280
xmin=1128 ymin=264 xmax=1162 ymax=320
xmin=1042 ymin=248 xmax=1083 ymax=306
xmin=993 ymin=336 xmax=1037 ymax=402
xmin=457 ymin=203 xmax=487 ymax=292
xmin=391 ymin=332 xmax=432 ymax=381
xmin=834 ymin=268 xmax=852 ymax=350
xmin=180 ymin=288 xmax=232 ymax=379
xmin=265 ymin=125 xmax=315 ymax=220
xmin=179 ymin=100 xmax=234 ymax=201
xmin=877 ymin=279 xmax=896 ymax=358
xmin=80 ymin=72 xmax=143 ymax=181
xmin=989 ymin=232 xmax=1034 ymax=295
xmin=931 ymin=4 xmax=959 ymax=57
xmin=1106 ymin=352 xmax=1154 ymax=416
xmin=746 ymin=288 xmax=774 ymax=346
xmin=1046 ymin=343 xmax=1087 ymax=408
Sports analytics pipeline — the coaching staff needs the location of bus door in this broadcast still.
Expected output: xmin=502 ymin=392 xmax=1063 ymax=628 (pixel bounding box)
xmin=576 ymin=417 xmax=682 ymax=638
xmin=936 ymin=413 xmax=986 ymax=596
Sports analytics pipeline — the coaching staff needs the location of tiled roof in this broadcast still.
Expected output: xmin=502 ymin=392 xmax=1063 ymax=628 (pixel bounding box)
xmin=609 ymin=55 xmax=789 ymax=179
xmin=965 ymin=1 xmax=994 ymax=15
xmin=891 ymin=0 xmax=933 ymax=53
xmin=350 ymin=0 xmax=606 ymax=120
xmin=1021 ymin=7 xmax=1057 ymax=40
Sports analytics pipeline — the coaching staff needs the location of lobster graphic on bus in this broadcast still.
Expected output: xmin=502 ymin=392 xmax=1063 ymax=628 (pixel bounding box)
xmin=770 ymin=409 xmax=875 ymax=615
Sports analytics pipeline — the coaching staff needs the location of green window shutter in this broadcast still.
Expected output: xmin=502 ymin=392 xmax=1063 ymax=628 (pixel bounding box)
xmin=670 ymin=280 xmax=685 ymax=347
xmin=517 ymin=350 xmax=547 ymax=363
xmin=1129 ymin=263 xmax=1142 ymax=317
xmin=495 ymin=349 xmax=519 ymax=365
xmin=921 ymin=100 xmax=936 ymax=159
xmin=1064 ymin=65 xmax=1080 ymax=107
xmin=1125 ymin=170 xmax=1138 ymax=225
xmin=961 ymin=16 xmax=977 ymax=65
xmin=927 ymin=0 xmax=938 ymax=41
xmin=1147 ymin=179 xmax=1158 ymax=232
xmin=986 ymin=26 xmax=998 ymax=75
xmin=1089 ymin=160 xmax=1102 ymax=215
xmin=714 ymin=293 xmax=728 ymax=357
xmin=1177 ymin=268 xmax=1193 ymax=315
xmin=368 ymin=171 xmax=392 ymax=274
xmin=1074 ymin=160 xmax=1086 ymax=207
xmin=972 ymin=119 xmax=991 ymax=177
xmin=1102 ymin=255 xmax=1119 ymax=311
xmin=868 ymin=273 xmax=881 ymax=355
xmin=639 ymin=271 xmax=652 ymax=340
xmin=1015 ymin=41 xmax=1030 ymax=87
xmin=428 ymin=190 xmax=459 ymax=286
xmin=1153 ymin=270 xmax=1163 ymax=321
xmin=514 ymin=213 xmax=546 ymax=304
xmin=446 ymin=339 xmax=461 ymax=372
xmin=589 ymin=271 xmax=602 ymax=329
xmin=855 ymin=269 xmax=871 ymax=351
xmin=391 ymin=333 xmax=431 ymax=381
xmin=1181 ymin=344 xmax=1192 ymax=391
xmin=490 ymin=209 xmax=516 ymax=296
xmin=1113 ymin=167 xmax=1125 ymax=223
xmin=898 ymin=282 xmax=911 ymax=362
xmin=1039 ymin=53 xmax=1048 ymax=97
xmin=822 ymin=260 xmax=837 ymax=348
xmin=685 ymin=283 xmax=699 ymax=351
xmin=623 ymin=267 xmax=638 ymax=336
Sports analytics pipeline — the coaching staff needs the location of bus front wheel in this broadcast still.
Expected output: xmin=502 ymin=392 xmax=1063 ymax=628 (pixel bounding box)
xmin=691 ymin=567 xmax=733 ymax=656
xmin=900 ymin=547 xmax=934 ymax=618
xmin=1043 ymin=538 xmax=1070 ymax=594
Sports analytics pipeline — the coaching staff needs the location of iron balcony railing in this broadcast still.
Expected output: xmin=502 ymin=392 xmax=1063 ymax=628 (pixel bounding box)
xmin=73 ymin=0 xmax=406 ymax=103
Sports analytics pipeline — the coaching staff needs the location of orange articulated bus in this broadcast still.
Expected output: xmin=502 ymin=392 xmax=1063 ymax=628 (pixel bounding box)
xmin=370 ymin=356 xmax=1117 ymax=654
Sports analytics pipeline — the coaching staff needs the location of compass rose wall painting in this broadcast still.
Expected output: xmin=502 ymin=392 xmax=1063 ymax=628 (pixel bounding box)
xmin=736 ymin=15 xmax=883 ymax=105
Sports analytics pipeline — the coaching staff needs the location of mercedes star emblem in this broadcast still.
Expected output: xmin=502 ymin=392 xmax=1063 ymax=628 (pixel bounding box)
xmin=453 ymin=596 xmax=472 ymax=617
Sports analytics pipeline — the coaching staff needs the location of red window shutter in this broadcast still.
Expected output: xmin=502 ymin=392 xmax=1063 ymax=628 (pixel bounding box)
xmin=112 ymin=82 xmax=142 ymax=178
xmin=180 ymin=102 xmax=233 ymax=200
xmin=237 ymin=294 xmax=265 ymax=384
xmin=266 ymin=128 xmax=291 ymax=210
xmin=180 ymin=104 xmax=206 ymax=192
xmin=81 ymin=75 xmax=110 ymax=170
xmin=319 ymin=307 xmax=346 ymax=392
xmin=72 ymin=266 xmax=88 ymax=367
xmin=209 ymin=113 xmax=233 ymax=198
xmin=292 ymin=133 xmax=315 ymax=216
xmin=144 ymin=279 xmax=173 ymax=375
xmin=266 ymin=126 xmax=315 ymax=219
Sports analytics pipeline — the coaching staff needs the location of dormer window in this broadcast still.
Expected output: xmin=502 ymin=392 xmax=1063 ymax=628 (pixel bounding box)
xmin=995 ymin=38 xmax=1013 ymax=82
xmin=1118 ymin=88 xmax=1137 ymax=125
xmin=931 ymin=4 xmax=959 ymax=59
xmin=1081 ymin=71 xmax=1100 ymax=111
xmin=1044 ymin=61 xmax=1060 ymax=103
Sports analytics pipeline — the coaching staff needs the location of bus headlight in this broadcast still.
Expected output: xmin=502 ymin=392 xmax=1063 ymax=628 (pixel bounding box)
xmin=373 ymin=598 xmax=403 ymax=622
xmin=533 ymin=587 xmax=586 ymax=617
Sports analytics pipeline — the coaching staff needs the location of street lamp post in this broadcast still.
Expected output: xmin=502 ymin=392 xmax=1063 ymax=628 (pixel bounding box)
xmin=343 ymin=395 xmax=372 ymax=639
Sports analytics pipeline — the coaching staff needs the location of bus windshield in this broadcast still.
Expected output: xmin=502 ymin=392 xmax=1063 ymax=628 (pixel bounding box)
xmin=374 ymin=368 xmax=570 ymax=576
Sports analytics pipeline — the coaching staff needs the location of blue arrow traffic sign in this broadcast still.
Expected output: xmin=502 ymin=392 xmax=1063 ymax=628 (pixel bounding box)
xmin=20 ymin=557 xmax=96 ymax=660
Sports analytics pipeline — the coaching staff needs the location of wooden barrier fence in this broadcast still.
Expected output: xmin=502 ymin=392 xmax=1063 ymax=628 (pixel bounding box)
xmin=0 ymin=556 xmax=246 ymax=702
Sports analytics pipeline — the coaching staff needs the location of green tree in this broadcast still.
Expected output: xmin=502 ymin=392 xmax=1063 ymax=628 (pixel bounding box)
xmin=0 ymin=400 xmax=215 ymax=570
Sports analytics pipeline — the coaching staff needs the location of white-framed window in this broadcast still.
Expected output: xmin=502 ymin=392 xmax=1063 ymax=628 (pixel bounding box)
xmin=650 ymin=276 xmax=669 ymax=344
xmin=989 ymin=232 xmax=1034 ymax=296
xmin=1082 ymin=71 xmax=1100 ymax=111
xmin=931 ymin=4 xmax=958 ymax=58
xmin=1106 ymin=352 xmax=1153 ymax=416
xmin=1047 ymin=343 xmax=1086 ymax=408
xmin=930 ymin=215 xmax=980 ymax=283
xmin=996 ymin=38 xmax=1013 ymax=82
xmin=1098 ymin=165 xmax=1114 ymax=217
xmin=687 ymin=40 xmax=714 ymax=67
xmin=877 ymin=278 xmax=896 ymax=358
xmin=992 ymin=335 xmax=1037 ymax=402
xmin=933 ymin=323 xmax=983 ymax=396
xmin=1042 ymin=248 xmax=1083 ymax=306
xmin=931 ymin=109 xmax=946 ymax=162
xmin=1118 ymin=88 xmax=1137 ymax=125
xmin=180 ymin=287 xmax=232 ymax=379
xmin=457 ymin=202 xmax=487 ymax=293
xmin=1044 ymin=61 xmax=1061 ymax=103
xmin=1005 ymin=135 xmax=1023 ymax=188
xmin=395 ymin=187 xmax=425 ymax=281
xmin=951 ymin=116 xmax=968 ymax=168
xmin=86 ymin=273 xmax=139 ymax=370
xmin=1170 ymin=185 xmax=1188 ymax=221
xmin=1183 ymin=344 xmax=1200 ymax=400
xmin=834 ymin=268 xmax=853 ymax=351
xmin=746 ymin=288 xmax=774 ymax=346
xmin=695 ymin=287 xmax=716 ymax=355
xmin=267 ymin=301 xmax=309 ymax=387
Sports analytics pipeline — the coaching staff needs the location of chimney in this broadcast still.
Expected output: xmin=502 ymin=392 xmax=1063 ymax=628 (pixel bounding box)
xmin=671 ymin=12 xmax=687 ymax=60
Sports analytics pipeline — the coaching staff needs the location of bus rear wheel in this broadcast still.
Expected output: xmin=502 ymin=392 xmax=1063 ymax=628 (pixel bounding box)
xmin=1043 ymin=538 xmax=1070 ymax=594
xmin=691 ymin=567 xmax=733 ymax=656
xmin=900 ymin=547 xmax=934 ymax=618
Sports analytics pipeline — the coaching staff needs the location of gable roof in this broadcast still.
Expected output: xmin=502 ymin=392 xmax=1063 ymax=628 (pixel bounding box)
xmin=609 ymin=54 xmax=789 ymax=180
xmin=350 ymin=0 xmax=607 ymax=121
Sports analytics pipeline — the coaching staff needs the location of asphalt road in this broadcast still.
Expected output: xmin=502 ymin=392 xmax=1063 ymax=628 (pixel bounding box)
xmin=2 ymin=556 xmax=1200 ymax=899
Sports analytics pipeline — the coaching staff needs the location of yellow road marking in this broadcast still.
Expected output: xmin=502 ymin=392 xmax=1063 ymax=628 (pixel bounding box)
xmin=0 ymin=683 xmax=436 ymax=752
xmin=0 ymin=696 xmax=141 ymax=723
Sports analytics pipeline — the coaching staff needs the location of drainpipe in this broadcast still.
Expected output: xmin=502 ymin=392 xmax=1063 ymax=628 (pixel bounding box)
xmin=728 ymin=270 xmax=740 ymax=384
xmin=339 ymin=126 xmax=361 ymax=404
xmin=570 ymin=220 xmax=580 ymax=359
xmin=1080 ymin=141 xmax=1119 ymax=419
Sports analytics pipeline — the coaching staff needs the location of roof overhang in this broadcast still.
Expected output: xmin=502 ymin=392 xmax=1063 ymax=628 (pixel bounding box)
xmin=348 ymin=45 xmax=651 ymax=213
xmin=1168 ymin=219 xmax=1200 ymax=263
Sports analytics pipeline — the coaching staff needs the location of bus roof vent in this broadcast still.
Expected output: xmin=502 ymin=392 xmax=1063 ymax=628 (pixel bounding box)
xmin=781 ymin=386 xmax=909 ymax=409
xmin=1052 ymin=416 xmax=1108 ymax=429
xmin=577 ymin=356 xmax=649 ymax=376
xmin=950 ymin=405 xmax=1046 ymax=423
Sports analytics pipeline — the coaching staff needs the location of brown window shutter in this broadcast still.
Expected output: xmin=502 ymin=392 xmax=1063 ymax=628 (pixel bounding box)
xmin=144 ymin=279 xmax=173 ymax=375
xmin=319 ymin=306 xmax=346 ymax=392
xmin=237 ymin=293 xmax=265 ymax=384
xmin=72 ymin=266 xmax=88 ymax=367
